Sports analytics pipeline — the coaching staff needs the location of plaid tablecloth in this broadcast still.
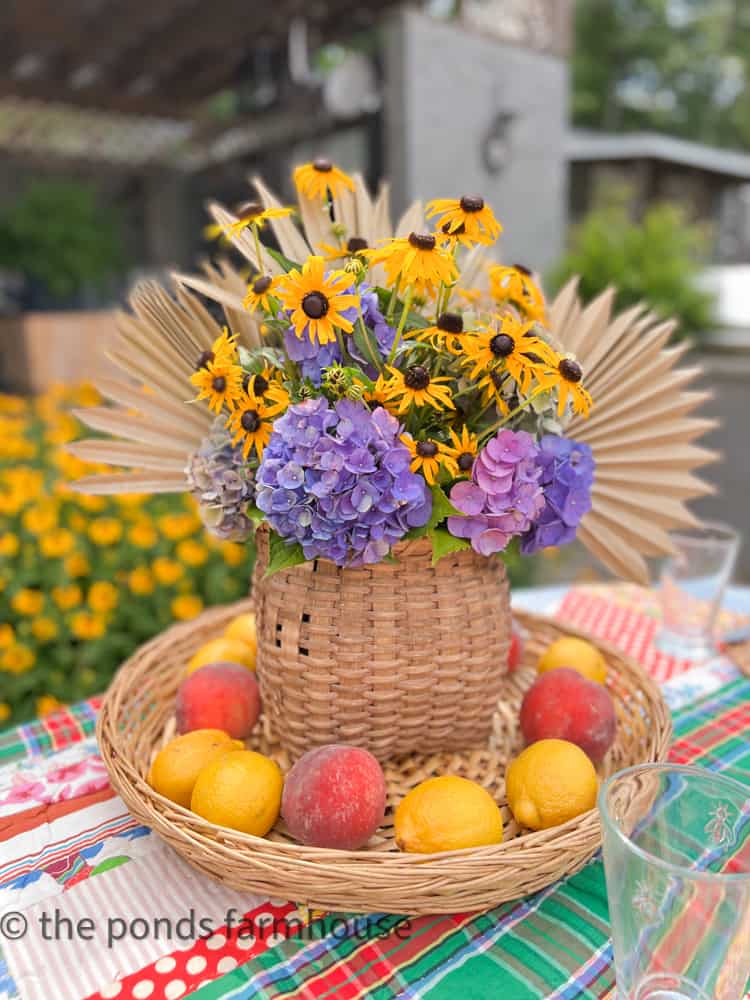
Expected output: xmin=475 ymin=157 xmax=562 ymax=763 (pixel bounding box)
xmin=0 ymin=585 xmax=748 ymax=1000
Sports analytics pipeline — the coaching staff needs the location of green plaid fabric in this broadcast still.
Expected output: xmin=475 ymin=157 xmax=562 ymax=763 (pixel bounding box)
xmin=190 ymin=672 xmax=750 ymax=1000
xmin=0 ymin=696 xmax=100 ymax=765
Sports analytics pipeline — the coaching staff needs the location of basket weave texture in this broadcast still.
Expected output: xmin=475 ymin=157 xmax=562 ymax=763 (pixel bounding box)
xmin=252 ymin=529 xmax=511 ymax=762
xmin=98 ymin=599 xmax=672 ymax=915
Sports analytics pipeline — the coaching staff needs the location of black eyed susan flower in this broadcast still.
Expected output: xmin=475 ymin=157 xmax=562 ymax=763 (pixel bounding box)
xmin=426 ymin=196 xmax=502 ymax=246
xmin=190 ymin=359 xmax=244 ymax=414
xmin=461 ymin=316 xmax=558 ymax=395
xmin=240 ymin=367 xmax=290 ymax=419
xmin=410 ymin=312 xmax=466 ymax=354
xmin=383 ymin=364 xmax=455 ymax=414
xmin=442 ymin=425 xmax=480 ymax=477
xmin=318 ymin=235 xmax=370 ymax=263
xmin=276 ymin=255 xmax=358 ymax=347
xmin=223 ymin=201 xmax=294 ymax=238
xmin=243 ymin=274 xmax=280 ymax=313
xmin=536 ymin=357 xmax=593 ymax=418
xmin=365 ymin=233 xmax=458 ymax=296
xmin=293 ymin=158 xmax=355 ymax=200
xmin=400 ymin=434 xmax=457 ymax=485
xmin=193 ymin=328 xmax=238 ymax=373
xmin=225 ymin=391 xmax=274 ymax=460
xmin=489 ymin=264 xmax=547 ymax=324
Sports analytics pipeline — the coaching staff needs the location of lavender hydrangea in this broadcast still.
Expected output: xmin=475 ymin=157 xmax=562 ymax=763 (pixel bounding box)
xmin=447 ymin=429 xmax=545 ymax=555
xmin=256 ymin=397 xmax=431 ymax=566
xmin=186 ymin=419 xmax=255 ymax=541
xmin=520 ymin=435 xmax=594 ymax=554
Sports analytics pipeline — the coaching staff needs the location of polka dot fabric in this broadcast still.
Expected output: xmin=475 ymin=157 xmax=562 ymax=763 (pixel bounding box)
xmin=86 ymin=902 xmax=300 ymax=1000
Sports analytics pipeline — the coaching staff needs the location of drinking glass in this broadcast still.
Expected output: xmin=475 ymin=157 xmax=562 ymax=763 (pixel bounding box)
xmin=599 ymin=764 xmax=750 ymax=1000
xmin=656 ymin=521 xmax=740 ymax=660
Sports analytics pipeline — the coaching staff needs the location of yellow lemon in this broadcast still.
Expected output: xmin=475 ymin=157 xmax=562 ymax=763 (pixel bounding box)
xmin=191 ymin=750 xmax=282 ymax=836
xmin=394 ymin=776 xmax=503 ymax=853
xmin=148 ymin=729 xmax=242 ymax=808
xmin=537 ymin=636 xmax=606 ymax=685
xmin=506 ymin=738 xmax=598 ymax=831
xmin=187 ymin=636 xmax=256 ymax=675
xmin=223 ymin=613 xmax=257 ymax=664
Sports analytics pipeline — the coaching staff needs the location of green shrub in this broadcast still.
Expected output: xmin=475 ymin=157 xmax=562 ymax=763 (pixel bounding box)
xmin=0 ymin=180 xmax=123 ymax=298
xmin=549 ymin=184 xmax=716 ymax=339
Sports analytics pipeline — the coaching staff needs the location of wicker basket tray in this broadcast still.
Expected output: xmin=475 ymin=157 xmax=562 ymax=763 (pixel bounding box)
xmin=98 ymin=599 xmax=672 ymax=915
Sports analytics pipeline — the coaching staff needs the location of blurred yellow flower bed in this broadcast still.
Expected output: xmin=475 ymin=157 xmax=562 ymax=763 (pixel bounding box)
xmin=0 ymin=384 xmax=254 ymax=727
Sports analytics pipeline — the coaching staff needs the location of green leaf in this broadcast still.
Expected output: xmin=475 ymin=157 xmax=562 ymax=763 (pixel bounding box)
xmin=429 ymin=526 xmax=470 ymax=565
xmin=245 ymin=505 xmax=266 ymax=530
xmin=402 ymin=484 xmax=462 ymax=540
xmin=264 ymin=531 xmax=307 ymax=578
xmin=266 ymin=246 xmax=301 ymax=273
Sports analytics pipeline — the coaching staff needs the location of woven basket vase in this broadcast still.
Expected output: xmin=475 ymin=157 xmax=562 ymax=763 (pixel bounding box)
xmin=252 ymin=529 xmax=510 ymax=763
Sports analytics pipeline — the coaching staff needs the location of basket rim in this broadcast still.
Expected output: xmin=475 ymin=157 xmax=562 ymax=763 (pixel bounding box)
xmin=97 ymin=603 xmax=673 ymax=867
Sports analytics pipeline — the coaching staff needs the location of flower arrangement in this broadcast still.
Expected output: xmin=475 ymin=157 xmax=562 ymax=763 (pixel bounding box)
xmin=185 ymin=159 xmax=596 ymax=574
xmin=0 ymin=386 xmax=254 ymax=726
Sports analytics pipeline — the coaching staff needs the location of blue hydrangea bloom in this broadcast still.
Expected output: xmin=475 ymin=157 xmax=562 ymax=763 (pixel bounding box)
xmin=256 ymin=397 xmax=432 ymax=566
xmin=520 ymin=434 xmax=595 ymax=554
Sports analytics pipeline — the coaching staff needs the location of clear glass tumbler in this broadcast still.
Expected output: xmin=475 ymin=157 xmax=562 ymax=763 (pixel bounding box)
xmin=656 ymin=521 xmax=740 ymax=660
xmin=599 ymin=764 xmax=750 ymax=1000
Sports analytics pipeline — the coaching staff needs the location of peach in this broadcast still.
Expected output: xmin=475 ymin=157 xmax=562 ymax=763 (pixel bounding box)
xmin=519 ymin=667 xmax=616 ymax=763
xmin=176 ymin=662 xmax=261 ymax=740
xmin=281 ymin=744 xmax=387 ymax=850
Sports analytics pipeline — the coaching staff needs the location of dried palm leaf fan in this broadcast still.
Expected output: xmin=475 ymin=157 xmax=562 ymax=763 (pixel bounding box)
xmin=69 ymin=174 xmax=718 ymax=584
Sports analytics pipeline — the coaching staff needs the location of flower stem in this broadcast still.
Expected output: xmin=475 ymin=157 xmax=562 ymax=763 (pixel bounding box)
xmin=478 ymin=386 xmax=547 ymax=444
xmin=356 ymin=302 xmax=383 ymax=373
xmin=386 ymin=275 xmax=402 ymax=321
xmin=387 ymin=286 xmax=414 ymax=365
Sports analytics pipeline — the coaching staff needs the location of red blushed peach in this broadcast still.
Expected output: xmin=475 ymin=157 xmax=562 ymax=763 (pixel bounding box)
xmin=281 ymin=745 xmax=387 ymax=850
xmin=519 ymin=667 xmax=617 ymax=763
xmin=175 ymin=662 xmax=261 ymax=740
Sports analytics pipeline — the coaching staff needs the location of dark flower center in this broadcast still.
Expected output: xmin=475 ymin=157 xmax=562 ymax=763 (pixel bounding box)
xmin=404 ymin=365 xmax=431 ymax=390
xmin=490 ymin=333 xmax=515 ymax=357
xmin=212 ymin=375 xmax=227 ymax=393
xmin=559 ymin=358 xmax=583 ymax=383
xmin=408 ymin=232 xmax=436 ymax=251
xmin=347 ymin=236 xmax=369 ymax=252
xmin=243 ymin=372 xmax=269 ymax=395
xmin=442 ymin=220 xmax=466 ymax=236
xmin=437 ymin=312 xmax=463 ymax=333
xmin=416 ymin=440 xmax=439 ymax=458
xmin=313 ymin=157 xmax=333 ymax=173
xmin=253 ymin=275 xmax=272 ymax=295
xmin=236 ymin=200 xmax=263 ymax=221
xmin=458 ymin=452 xmax=475 ymax=471
xmin=512 ymin=263 xmax=532 ymax=276
xmin=241 ymin=409 xmax=261 ymax=432
xmin=460 ymin=195 xmax=485 ymax=213
xmin=195 ymin=350 xmax=214 ymax=370
xmin=302 ymin=291 xmax=329 ymax=319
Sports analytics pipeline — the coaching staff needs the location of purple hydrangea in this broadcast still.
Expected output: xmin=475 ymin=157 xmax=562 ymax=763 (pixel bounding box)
xmin=355 ymin=286 xmax=396 ymax=369
xmin=447 ymin=429 xmax=545 ymax=555
xmin=186 ymin=419 xmax=255 ymax=541
xmin=520 ymin=435 xmax=594 ymax=554
xmin=255 ymin=397 xmax=432 ymax=566
xmin=284 ymin=327 xmax=341 ymax=386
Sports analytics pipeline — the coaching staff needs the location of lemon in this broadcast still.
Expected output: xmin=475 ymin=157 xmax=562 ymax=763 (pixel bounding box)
xmin=187 ymin=636 xmax=256 ymax=675
xmin=394 ymin=776 xmax=503 ymax=853
xmin=191 ymin=750 xmax=283 ymax=836
xmin=148 ymin=729 xmax=242 ymax=808
xmin=506 ymin=738 xmax=598 ymax=831
xmin=223 ymin=612 xmax=257 ymax=667
xmin=537 ymin=636 xmax=606 ymax=685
